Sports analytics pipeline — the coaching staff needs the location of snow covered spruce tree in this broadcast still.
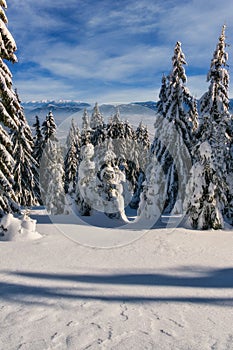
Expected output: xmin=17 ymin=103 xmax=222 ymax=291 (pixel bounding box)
xmin=151 ymin=42 xmax=198 ymax=214
xmin=0 ymin=1 xmax=27 ymax=214
xmin=11 ymin=93 xmax=39 ymax=207
xmin=186 ymin=25 xmax=232 ymax=227
xmin=64 ymin=119 xmax=81 ymax=194
xmin=138 ymin=151 xmax=166 ymax=222
xmin=106 ymin=109 xmax=136 ymax=205
xmin=91 ymin=103 xmax=106 ymax=146
xmin=39 ymin=113 xmax=66 ymax=214
xmin=41 ymin=111 xmax=57 ymax=145
xmin=81 ymin=108 xmax=92 ymax=146
xmin=41 ymin=140 xmax=66 ymax=215
xmin=96 ymin=139 xmax=126 ymax=219
xmin=90 ymin=102 xmax=104 ymax=129
xmin=32 ymin=115 xmax=43 ymax=164
xmin=184 ymin=138 xmax=225 ymax=229
xmin=130 ymin=121 xmax=150 ymax=209
xmin=76 ymin=142 xmax=97 ymax=216
xmin=201 ymin=25 xmax=232 ymax=222
xmin=82 ymin=108 xmax=90 ymax=130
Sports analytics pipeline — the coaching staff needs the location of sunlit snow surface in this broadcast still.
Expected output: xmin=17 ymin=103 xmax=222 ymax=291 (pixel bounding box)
xmin=0 ymin=208 xmax=233 ymax=349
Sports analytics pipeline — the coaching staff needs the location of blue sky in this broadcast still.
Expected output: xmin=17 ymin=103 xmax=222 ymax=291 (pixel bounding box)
xmin=7 ymin=0 xmax=233 ymax=103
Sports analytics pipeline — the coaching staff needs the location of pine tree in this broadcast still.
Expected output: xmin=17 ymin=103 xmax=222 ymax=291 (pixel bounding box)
xmin=40 ymin=138 xmax=66 ymax=215
xmin=64 ymin=119 xmax=81 ymax=194
xmin=11 ymin=93 xmax=39 ymax=207
xmin=184 ymin=139 xmax=225 ymax=229
xmin=32 ymin=115 xmax=43 ymax=163
xmin=96 ymin=139 xmax=126 ymax=219
xmin=41 ymin=111 xmax=57 ymax=143
xmin=151 ymin=42 xmax=197 ymax=214
xmin=137 ymin=152 xmax=166 ymax=223
xmin=107 ymin=110 xmax=136 ymax=204
xmin=90 ymin=102 xmax=104 ymax=129
xmin=82 ymin=108 xmax=90 ymax=130
xmin=199 ymin=25 xmax=232 ymax=221
xmin=130 ymin=121 xmax=150 ymax=209
xmin=81 ymin=108 xmax=92 ymax=146
xmin=91 ymin=103 xmax=106 ymax=146
xmin=0 ymin=1 xmax=23 ymax=215
xmin=76 ymin=143 xmax=97 ymax=216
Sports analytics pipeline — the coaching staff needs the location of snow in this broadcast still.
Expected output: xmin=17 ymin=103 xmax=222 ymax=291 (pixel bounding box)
xmin=0 ymin=213 xmax=41 ymax=241
xmin=0 ymin=208 xmax=233 ymax=349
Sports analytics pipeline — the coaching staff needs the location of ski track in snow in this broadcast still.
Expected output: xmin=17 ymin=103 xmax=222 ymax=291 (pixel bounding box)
xmin=0 ymin=213 xmax=233 ymax=350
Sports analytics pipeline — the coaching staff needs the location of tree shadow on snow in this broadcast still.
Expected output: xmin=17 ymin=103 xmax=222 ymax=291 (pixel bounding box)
xmin=0 ymin=267 xmax=232 ymax=307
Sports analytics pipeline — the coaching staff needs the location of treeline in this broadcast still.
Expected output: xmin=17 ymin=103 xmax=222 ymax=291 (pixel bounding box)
xmin=0 ymin=0 xmax=232 ymax=230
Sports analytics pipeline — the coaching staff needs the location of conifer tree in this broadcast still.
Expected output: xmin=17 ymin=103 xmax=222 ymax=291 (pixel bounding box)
xmin=184 ymin=139 xmax=225 ymax=229
xmin=41 ymin=111 xmax=57 ymax=143
xmin=199 ymin=25 xmax=232 ymax=221
xmin=41 ymin=139 xmax=66 ymax=215
xmin=130 ymin=122 xmax=150 ymax=208
xmin=96 ymin=139 xmax=126 ymax=219
xmin=82 ymin=108 xmax=90 ymax=130
xmin=137 ymin=152 xmax=166 ymax=222
xmin=0 ymin=1 xmax=24 ymax=214
xmin=32 ymin=115 xmax=43 ymax=163
xmin=11 ymin=94 xmax=39 ymax=207
xmin=64 ymin=119 xmax=81 ymax=194
xmin=151 ymin=42 xmax=197 ymax=213
xmin=81 ymin=108 xmax=92 ymax=146
xmin=76 ymin=143 xmax=96 ymax=216
xmin=90 ymin=102 xmax=104 ymax=129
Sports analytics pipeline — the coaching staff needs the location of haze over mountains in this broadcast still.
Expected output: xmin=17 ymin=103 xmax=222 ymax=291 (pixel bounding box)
xmin=22 ymin=100 xmax=157 ymax=134
xmin=22 ymin=99 xmax=233 ymax=139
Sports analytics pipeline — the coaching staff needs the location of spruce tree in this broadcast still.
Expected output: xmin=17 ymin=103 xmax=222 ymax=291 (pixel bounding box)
xmin=11 ymin=96 xmax=39 ymax=207
xmin=96 ymin=139 xmax=126 ymax=219
xmin=184 ymin=139 xmax=225 ymax=229
xmin=76 ymin=143 xmax=96 ymax=216
xmin=199 ymin=25 xmax=232 ymax=221
xmin=151 ymin=42 xmax=197 ymax=214
xmin=81 ymin=108 xmax=92 ymax=146
xmin=90 ymin=102 xmax=104 ymax=129
xmin=0 ymin=1 xmax=24 ymax=214
xmin=32 ymin=115 xmax=43 ymax=163
xmin=137 ymin=151 xmax=166 ymax=222
xmin=41 ymin=139 xmax=66 ymax=215
xmin=41 ymin=111 xmax=57 ymax=143
xmin=130 ymin=122 xmax=150 ymax=209
xmin=82 ymin=108 xmax=90 ymax=130
xmin=64 ymin=119 xmax=81 ymax=194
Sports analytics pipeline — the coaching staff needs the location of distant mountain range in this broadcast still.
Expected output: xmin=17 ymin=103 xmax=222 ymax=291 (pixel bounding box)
xmin=22 ymin=100 xmax=158 ymax=132
xmin=22 ymin=99 xmax=233 ymax=135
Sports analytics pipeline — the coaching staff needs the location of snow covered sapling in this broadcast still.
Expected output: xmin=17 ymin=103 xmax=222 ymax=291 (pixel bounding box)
xmin=184 ymin=141 xmax=225 ymax=230
xmin=76 ymin=143 xmax=97 ymax=216
xmin=96 ymin=139 xmax=126 ymax=219
xmin=40 ymin=139 xmax=66 ymax=215
xmin=138 ymin=152 xmax=166 ymax=222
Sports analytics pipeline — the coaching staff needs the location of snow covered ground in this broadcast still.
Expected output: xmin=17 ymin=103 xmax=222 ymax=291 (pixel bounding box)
xmin=0 ymin=209 xmax=233 ymax=350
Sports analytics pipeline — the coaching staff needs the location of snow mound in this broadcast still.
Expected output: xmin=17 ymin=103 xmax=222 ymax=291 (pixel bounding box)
xmin=0 ymin=213 xmax=42 ymax=241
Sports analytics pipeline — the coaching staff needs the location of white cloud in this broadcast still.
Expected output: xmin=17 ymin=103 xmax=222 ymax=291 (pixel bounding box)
xmin=7 ymin=0 xmax=233 ymax=102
